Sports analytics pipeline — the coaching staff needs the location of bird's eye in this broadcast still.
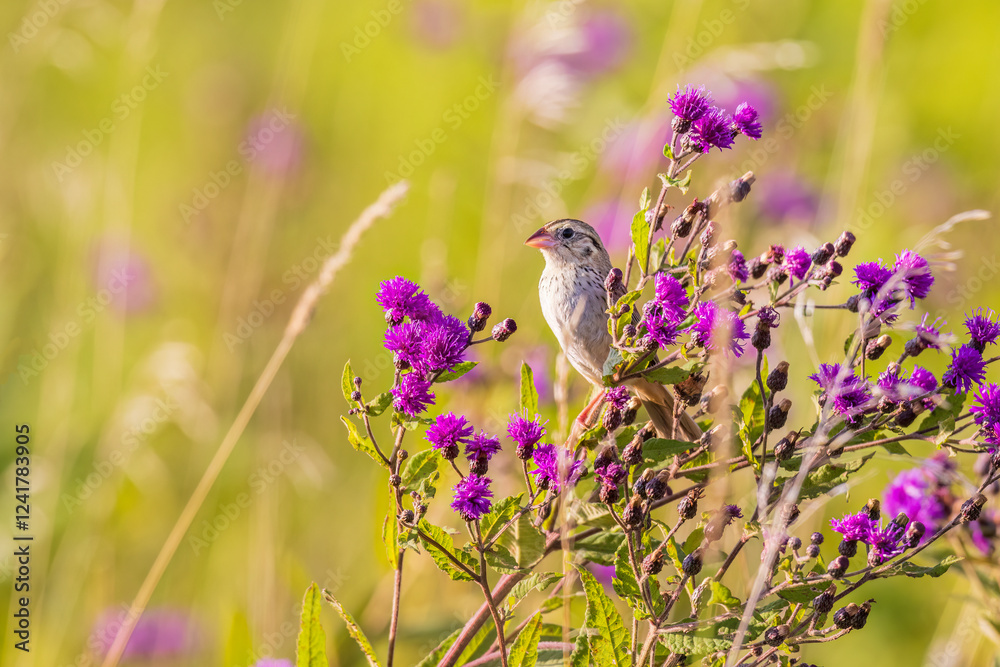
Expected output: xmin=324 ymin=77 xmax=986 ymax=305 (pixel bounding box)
xmin=560 ymin=228 xmax=575 ymax=239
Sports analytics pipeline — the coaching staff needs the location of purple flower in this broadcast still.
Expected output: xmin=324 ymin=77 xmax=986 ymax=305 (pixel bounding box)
xmin=732 ymin=102 xmax=762 ymax=139
xmin=728 ymin=249 xmax=749 ymax=282
xmin=92 ymin=608 xmax=197 ymax=659
xmin=531 ymin=443 xmax=583 ymax=492
xmin=830 ymin=511 xmax=874 ymax=541
xmin=810 ymin=364 xmax=872 ymax=420
xmin=877 ymin=368 xmax=905 ymax=402
xmin=420 ymin=314 xmax=469 ymax=373
xmin=507 ymin=411 xmax=547 ymax=452
xmin=668 ymin=84 xmax=712 ymax=122
xmin=971 ymin=383 xmax=1000 ymax=444
xmin=784 ymin=245 xmax=811 ymax=280
xmin=883 ymin=468 xmax=950 ymax=541
xmin=605 ymin=386 xmax=631 ymax=410
xmin=908 ymin=366 xmax=937 ymax=393
xmin=723 ymin=504 xmax=744 ymax=520
xmin=965 ymin=308 xmax=1000 ymax=351
xmin=426 ymin=413 xmax=474 ymax=458
xmin=384 ymin=321 xmax=425 ymax=369
xmin=392 ymin=373 xmax=436 ymax=416
xmin=852 ymin=261 xmax=892 ymax=295
xmin=376 ymin=277 xmax=438 ymax=324
xmin=595 ymin=461 xmax=627 ymax=486
xmin=867 ymin=520 xmax=907 ymax=564
xmin=913 ymin=314 xmax=950 ymax=351
xmin=465 ymin=431 xmax=501 ymax=460
xmin=556 ymin=10 xmax=632 ymax=76
xmin=686 ymin=301 xmax=749 ymax=358
xmin=942 ymin=344 xmax=986 ymax=394
xmin=587 ymin=562 xmax=616 ymax=586
xmin=969 ymin=512 xmax=998 ymax=556
xmin=757 ymin=306 xmax=779 ymax=329
xmin=254 ymin=661 xmax=293 ymax=667
xmin=642 ymin=301 xmax=681 ymax=347
xmin=91 ymin=240 xmax=157 ymax=315
xmin=245 ymin=111 xmax=305 ymax=176
xmin=691 ymin=107 xmax=735 ymax=152
xmin=653 ymin=273 xmax=690 ymax=321
xmin=756 ymin=171 xmax=819 ymax=223
xmin=893 ymin=250 xmax=934 ymax=305
xmin=451 ymin=474 xmax=493 ymax=521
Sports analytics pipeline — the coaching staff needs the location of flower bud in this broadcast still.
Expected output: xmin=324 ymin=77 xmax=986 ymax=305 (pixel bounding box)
xmin=863 ymin=498 xmax=881 ymax=521
xmin=700 ymin=221 xmax=716 ymax=248
xmin=701 ymin=385 xmax=729 ymax=414
xmin=642 ymin=550 xmax=664 ymax=576
xmin=729 ymin=174 xmax=753 ymax=203
xmin=621 ymin=398 xmax=640 ymax=426
xmin=400 ymin=509 xmax=415 ymax=524
xmin=805 ymin=543 xmax=821 ymax=558
xmin=646 ymin=471 xmax=671 ymax=502
xmin=835 ymin=231 xmax=856 ymax=257
xmin=593 ymin=445 xmax=619 ymax=471
xmin=398 ymin=449 xmax=408 ymax=461
xmin=891 ymin=512 xmax=909 ymax=530
xmin=470 ymin=454 xmax=489 ymax=476
xmin=491 ymin=318 xmax=517 ymax=342
xmin=768 ymin=399 xmax=792 ymax=430
xmin=763 ymin=624 xmax=789 ymax=647
xmin=828 ymin=554 xmax=850 ymax=576
xmin=622 ymin=495 xmax=645 ymax=529
xmin=904 ymin=336 xmax=925 ymax=358
xmin=351 ymin=390 xmax=362 ymax=402
xmin=633 ymin=469 xmax=654 ymax=498
xmin=623 ymin=323 xmax=637 ymax=339
xmin=605 ymin=268 xmax=625 ymax=301
xmin=902 ymin=521 xmax=925 ymax=548
xmin=810 ymin=532 xmax=824 ymax=545
xmin=622 ymin=436 xmax=644 ymax=468
xmin=671 ymin=215 xmax=692 ymax=239
xmin=789 ymin=536 xmax=802 ymax=550
xmin=813 ymin=585 xmax=836 ymax=614
xmin=682 ymin=549 xmax=703 ymax=576
xmin=838 ymin=539 xmax=858 ymax=558
xmin=752 ymin=325 xmax=771 ymax=351
xmin=865 ymin=334 xmax=893 ymax=361
xmin=749 ymin=256 xmax=767 ymax=279
xmin=846 ymin=294 xmax=861 ymax=313
xmin=602 ymin=407 xmax=623 ymax=432
xmin=894 ymin=402 xmax=924 ymax=427
xmin=781 ymin=502 xmax=800 ymax=527
xmin=700 ymin=424 xmax=723 ymax=448
xmin=468 ymin=302 xmax=493 ymax=332
xmin=811 ymin=242 xmax=835 ymax=265
xmin=599 ymin=482 xmax=621 ymax=505
xmin=389 ymin=473 xmax=401 ymax=487
xmin=853 ymin=600 xmax=873 ymax=629
xmin=677 ymin=488 xmax=702 ymax=520
xmin=961 ymin=494 xmax=987 ymax=523
xmin=833 ymin=603 xmax=858 ymax=629
xmin=516 ymin=443 xmax=534 ymax=461
xmin=767 ymin=361 xmax=790 ymax=393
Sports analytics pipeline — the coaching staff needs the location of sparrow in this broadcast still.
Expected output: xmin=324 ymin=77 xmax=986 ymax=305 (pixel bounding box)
xmin=525 ymin=218 xmax=701 ymax=442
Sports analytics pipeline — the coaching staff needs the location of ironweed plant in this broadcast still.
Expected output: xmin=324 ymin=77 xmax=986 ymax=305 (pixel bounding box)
xmin=298 ymin=84 xmax=1000 ymax=667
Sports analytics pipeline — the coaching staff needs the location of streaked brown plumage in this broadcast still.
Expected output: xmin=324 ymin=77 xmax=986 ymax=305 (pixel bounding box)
xmin=525 ymin=219 xmax=702 ymax=442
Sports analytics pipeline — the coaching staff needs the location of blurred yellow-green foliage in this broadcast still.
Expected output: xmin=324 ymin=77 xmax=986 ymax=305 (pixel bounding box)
xmin=2 ymin=0 xmax=999 ymax=665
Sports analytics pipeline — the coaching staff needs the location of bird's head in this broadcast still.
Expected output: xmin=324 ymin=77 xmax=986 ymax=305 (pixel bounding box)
xmin=524 ymin=219 xmax=608 ymax=267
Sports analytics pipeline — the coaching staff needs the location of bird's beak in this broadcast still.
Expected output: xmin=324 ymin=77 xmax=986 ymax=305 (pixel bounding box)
xmin=524 ymin=227 xmax=557 ymax=249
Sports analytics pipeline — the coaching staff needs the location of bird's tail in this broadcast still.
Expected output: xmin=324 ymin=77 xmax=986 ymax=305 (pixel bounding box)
xmin=632 ymin=378 xmax=703 ymax=442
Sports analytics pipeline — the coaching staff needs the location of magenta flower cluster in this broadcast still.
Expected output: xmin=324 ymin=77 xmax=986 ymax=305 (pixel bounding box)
xmin=668 ymin=85 xmax=762 ymax=152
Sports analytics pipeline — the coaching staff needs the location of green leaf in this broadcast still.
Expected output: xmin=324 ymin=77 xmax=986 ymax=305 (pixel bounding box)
xmin=571 ymin=631 xmax=590 ymax=667
xmin=663 ymin=143 xmax=674 ymax=160
xmin=507 ymin=572 xmax=565 ymax=613
xmin=401 ymin=449 xmax=442 ymax=499
xmin=498 ymin=512 xmax=546 ymax=569
xmin=602 ymin=348 xmax=625 ymax=384
xmin=509 ymin=613 xmax=544 ymax=667
xmin=436 ymin=361 xmax=479 ymax=382
xmin=484 ymin=543 xmax=521 ymax=573
xmin=658 ymin=633 xmax=732 ymax=656
xmin=649 ymin=238 xmax=667 ymax=274
xmin=776 ymin=583 xmax=824 ymax=604
xmin=798 ymin=452 xmax=876 ymax=500
xmin=521 ymin=362 xmax=539 ymax=416
xmin=341 ymin=417 xmax=389 ymax=469
xmin=641 ymin=438 xmax=695 ymax=464
xmin=382 ymin=510 xmax=398 ymax=569
xmin=481 ymin=494 xmax=524 ymax=543
xmin=297 ymin=584 xmax=330 ymax=667
xmin=342 ymin=360 xmax=356 ymax=404
xmin=708 ymin=581 xmax=741 ymax=609
xmin=639 ymin=186 xmax=652 ymax=211
xmin=737 ymin=358 xmax=766 ymax=474
xmin=414 ymin=628 xmax=461 ymax=667
xmin=610 ymin=290 xmax=643 ymax=339
xmin=223 ymin=611 xmax=252 ymax=667
xmin=888 ymin=554 xmax=963 ymax=578
xmin=365 ymin=392 xmax=394 ymax=416
xmin=417 ymin=520 xmax=478 ymax=582
xmin=575 ymin=565 xmax=633 ymax=667
xmin=658 ymin=170 xmax=693 ymax=194
xmin=919 ymin=387 xmax=967 ymax=433
xmin=612 ymin=539 xmax=643 ymax=605
xmin=574 ymin=530 xmax=625 ymax=565
xmin=321 ymin=586 xmax=381 ymax=667
xmin=682 ymin=527 xmax=704 ymax=556
xmin=632 ymin=207 xmax=651 ymax=276
xmin=641 ymin=365 xmax=690 ymax=385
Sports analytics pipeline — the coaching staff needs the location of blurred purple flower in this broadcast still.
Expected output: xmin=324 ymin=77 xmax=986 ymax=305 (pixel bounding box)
xmin=91 ymin=240 xmax=157 ymax=315
xmin=784 ymin=245 xmax=811 ymax=280
xmin=728 ymin=249 xmax=749 ymax=283
xmin=556 ymin=10 xmax=632 ymax=76
xmin=830 ymin=511 xmax=873 ymax=541
xmin=712 ymin=77 xmax=778 ymax=125
xmin=882 ymin=467 xmax=950 ymax=541
xmin=732 ymin=102 xmax=762 ymax=140
xmin=686 ymin=301 xmax=748 ymax=357
xmin=93 ymin=608 xmax=197 ymax=658
xmin=810 ymin=363 xmax=872 ymax=420
xmin=597 ymin=116 xmax=673 ymax=187
xmin=587 ymin=562 xmax=616 ymax=587
xmin=409 ymin=0 xmax=463 ymax=49
xmin=531 ymin=443 xmax=583 ymax=492
xmin=253 ymin=661 xmax=293 ymax=667
xmin=756 ymin=171 xmax=819 ymax=223
xmin=893 ymin=249 xmax=934 ymax=305
xmin=245 ymin=110 xmax=305 ymax=176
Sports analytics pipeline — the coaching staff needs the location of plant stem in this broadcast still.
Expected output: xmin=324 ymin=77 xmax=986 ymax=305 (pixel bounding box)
xmin=387 ymin=548 xmax=405 ymax=667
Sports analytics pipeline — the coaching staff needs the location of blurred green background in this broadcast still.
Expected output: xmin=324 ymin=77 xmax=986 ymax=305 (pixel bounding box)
xmin=1 ymin=0 xmax=999 ymax=664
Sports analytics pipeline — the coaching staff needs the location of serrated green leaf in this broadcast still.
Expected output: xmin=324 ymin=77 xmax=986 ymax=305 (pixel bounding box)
xmin=574 ymin=530 xmax=625 ymax=565
xmin=707 ymin=580 xmax=741 ymax=609
xmin=498 ymin=512 xmax=546 ymax=569
xmin=576 ymin=565 xmax=633 ymax=667
xmin=776 ymin=583 xmax=824 ymax=604
xmin=612 ymin=539 xmax=643 ymax=604
xmin=602 ymin=348 xmax=625 ymax=384
xmin=571 ymin=631 xmax=590 ymax=667
xmin=485 ymin=543 xmax=521 ymax=573
xmin=507 ymin=572 xmax=565 ymax=613
xmin=401 ymin=449 xmax=442 ymax=499
xmin=521 ymin=362 xmax=539 ymax=415
xmin=481 ymin=494 xmax=524 ymax=542
xmin=658 ymin=633 xmax=732 ymax=655
xmin=509 ymin=613 xmax=544 ymax=667
xmin=641 ymin=365 xmax=690 ymax=385
xmin=418 ymin=520 xmax=478 ymax=582
xmin=342 ymin=360 xmax=356 ymax=404
xmin=641 ymin=438 xmax=695 ymax=463
xmin=632 ymin=207 xmax=651 ymax=276
xmin=799 ymin=452 xmax=876 ymax=500
xmin=365 ymin=391 xmax=394 ymax=416
xmin=321 ymin=587 xmax=380 ymax=667
xmin=341 ymin=417 xmax=389 ymax=469
xmin=297 ymin=584 xmax=329 ymax=667
xmin=436 ymin=361 xmax=479 ymax=382
xmin=889 ymin=554 xmax=963 ymax=578
xmin=610 ymin=289 xmax=643 ymax=338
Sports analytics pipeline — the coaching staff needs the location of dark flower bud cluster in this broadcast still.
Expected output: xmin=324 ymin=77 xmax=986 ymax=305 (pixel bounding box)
xmin=468 ymin=301 xmax=492 ymax=333
xmin=492 ymin=318 xmax=517 ymax=342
